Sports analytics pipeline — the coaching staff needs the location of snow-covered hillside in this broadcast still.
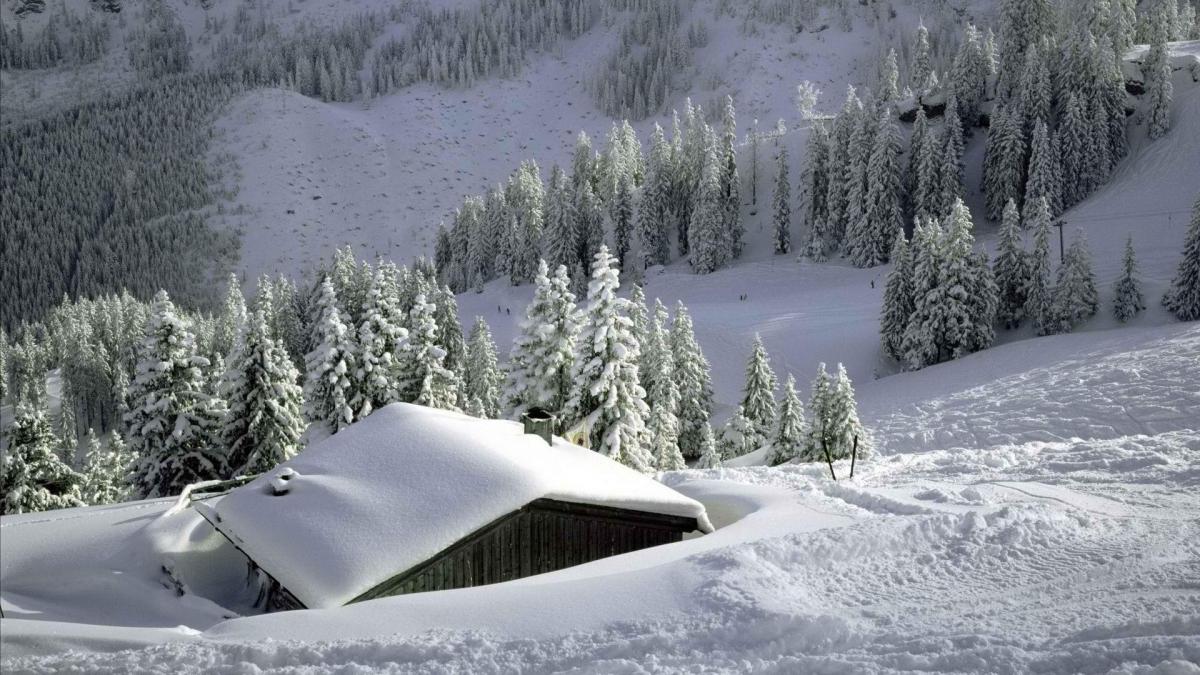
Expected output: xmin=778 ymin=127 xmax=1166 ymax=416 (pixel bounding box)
xmin=3 ymin=322 xmax=1197 ymax=672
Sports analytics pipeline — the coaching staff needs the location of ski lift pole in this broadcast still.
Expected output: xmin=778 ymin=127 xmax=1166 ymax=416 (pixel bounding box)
xmin=849 ymin=435 xmax=858 ymax=479
xmin=821 ymin=438 xmax=837 ymax=481
xmin=1054 ymin=219 xmax=1065 ymax=263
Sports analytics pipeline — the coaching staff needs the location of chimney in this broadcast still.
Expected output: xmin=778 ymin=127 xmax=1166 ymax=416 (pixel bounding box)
xmin=521 ymin=407 xmax=555 ymax=445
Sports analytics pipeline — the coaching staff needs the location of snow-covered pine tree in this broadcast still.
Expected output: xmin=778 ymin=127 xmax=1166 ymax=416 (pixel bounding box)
xmin=1049 ymin=229 xmax=1099 ymax=333
xmin=463 ymin=317 xmax=502 ymax=418
xmin=574 ymin=180 xmax=606 ymax=281
xmin=81 ymin=430 xmax=132 ymax=506
xmin=432 ymin=284 xmax=465 ymax=376
xmin=612 ymin=173 xmax=635 ymax=272
xmin=824 ymin=87 xmax=862 ymax=247
xmin=997 ymin=0 xmax=1055 ymax=99
xmin=1145 ymin=0 xmax=1174 ymax=140
xmin=647 ymin=356 xmax=686 ymax=472
xmin=638 ymin=125 xmax=673 ymax=269
xmin=689 ymin=131 xmax=726 ymax=274
xmin=914 ymin=122 xmax=943 ymax=222
xmin=902 ymin=219 xmax=947 ymax=369
xmin=719 ymin=95 xmax=744 ymax=259
xmin=878 ymin=48 xmax=900 ymax=103
xmin=126 ymin=291 xmax=227 ymax=499
xmin=951 ymin=25 xmax=989 ymax=127
xmin=303 ymin=277 xmax=356 ymax=435
xmin=741 ymin=334 xmax=778 ymax=439
xmin=857 ymin=108 xmax=903 ymax=267
xmin=843 ymin=100 xmax=878 ymax=262
xmin=940 ymin=95 xmax=965 ymax=212
xmin=773 ymin=147 xmax=792 ymax=254
xmin=628 ymin=284 xmax=650 ymax=350
xmin=802 ymin=362 xmax=833 ymax=462
xmin=398 ymin=294 xmax=460 ymax=410
xmin=1016 ymin=45 xmax=1052 ymax=132
xmin=671 ymin=301 xmax=714 ymax=458
xmin=983 ymin=105 xmax=1028 ymax=221
xmin=507 ymin=261 xmax=579 ymax=417
xmin=641 ymin=298 xmax=672 ymax=409
xmin=768 ymin=374 xmax=806 ymax=466
xmin=221 ymin=310 xmax=305 ymax=477
xmin=911 ymin=22 xmax=932 ymax=94
xmin=1113 ymin=235 xmax=1146 ymax=323
xmin=1024 ymin=120 xmax=1061 ymax=218
xmin=1059 ymin=92 xmax=1092 ymax=209
xmin=353 ymin=269 xmax=408 ymax=418
xmin=544 ymin=165 xmax=577 ymax=276
xmin=801 ymin=121 xmax=833 ymax=261
xmin=720 ymin=405 xmax=761 ymax=460
xmin=212 ymin=273 xmax=247 ymax=358
xmin=825 ymin=363 xmax=867 ymax=460
xmin=1024 ymin=197 xmax=1056 ymax=335
xmin=505 ymin=160 xmax=545 ymax=285
xmin=907 ymin=107 xmax=929 ymax=200
xmin=880 ymin=233 xmax=915 ymax=361
xmin=1 ymin=410 xmax=84 ymax=515
xmin=941 ymin=200 xmax=994 ymax=358
xmin=1163 ymin=195 xmax=1200 ymax=321
xmin=995 ymin=199 xmax=1030 ymax=328
xmin=565 ymin=246 xmax=652 ymax=471
xmin=694 ymin=423 xmax=722 ymax=469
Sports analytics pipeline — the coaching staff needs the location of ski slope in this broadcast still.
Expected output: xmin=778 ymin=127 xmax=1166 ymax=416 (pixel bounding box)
xmin=3 ymin=322 xmax=1197 ymax=673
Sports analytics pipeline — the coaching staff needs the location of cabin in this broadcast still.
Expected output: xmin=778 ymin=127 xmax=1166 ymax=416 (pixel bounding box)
xmin=194 ymin=403 xmax=712 ymax=611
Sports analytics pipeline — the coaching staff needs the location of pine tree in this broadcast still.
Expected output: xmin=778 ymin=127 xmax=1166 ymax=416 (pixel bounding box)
xmin=507 ymin=261 xmax=579 ymax=416
xmin=843 ymin=102 xmax=878 ymax=262
xmin=952 ymin=25 xmax=989 ymax=127
xmin=647 ymin=356 xmax=685 ymax=472
xmin=773 ymin=148 xmax=792 ymax=254
xmin=802 ymin=362 xmax=834 ymax=462
xmin=1024 ymin=197 xmax=1056 ymax=334
xmin=1145 ymin=0 xmax=1174 ymax=140
xmin=741 ymin=334 xmax=778 ymax=440
xmin=1163 ymin=195 xmax=1200 ymax=321
xmin=641 ymin=298 xmax=672 ymax=411
xmin=126 ymin=291 xmax=227 ymax=499
xmin=983 ymin=105 xmax=1028 ymax=221
xmin=566 ymin=246 xmax=652 ymax=472
xmin=432 ymin=284 xmax=465 ymax=376
xmin=914 ymin=122 xmax=943 ymax=222
xmin=940 ymin=96 xmax=965 ymax=211
xmin=545 ymin=165 xmax=577 ymax=275
xmin=719 ymin=95 xmax=744 ymax=259
xmin=995 ymin=199 xmax=1030 ymax=328
xmin=399 ymin=294 xmax=460 ymax=410
xmin=880 ymin=233 xmax=915 ymax=361
xmin=825 ymin=364 xmax=867 ymax=460
xmin=463 ymin=317 xmax=502 ymax=418
xmin=80 ymin=429 xmax=131 ymax=505
xmin=911 ymin=22 xmax=932 ymax=94
xmin=671 ymin=302 xmax=713 ymax=458
xmin=1025 ymin=121 xmax=1061 ymax=218
xmin=997 ymin=0 xmax=1055 ymax=99
xmin=1 ymin=410 xmax=84 ymax=515
xmin=689 ymin=131 xmax=725 ymax=274
xmin=824 ymin=87 xmax=862 ymax=248
xmin=212 ymin=273 xmax=247 ymax=358
xmin=878 ymin=48 xmax=900 ymax=103
xmin=768 ymin=374 xmax=806 ymax=466
xmin=221 ymin=310 xmax=305 ymax=476
xmin=638 ymin=125 xmax=673 ymax=268
xmin=1113 ymin=235 xmax=1146 ymax=323
xmin=902 ymin=220 xmax=947 ymax=369
xmin=353 ymin=269 xmax=408 ymax=418
xmin=1049 ymin=229 xmax=1099 ymax=333
xmin=612 ymin=173 xmax=635 ymax=272
xmin=941 ymin=200 xmax=995 ymax=358
xmin=720 ymin=405 xmax=761 ymax=460
xmin=1059 ymin=92 xmax=1092 ymax=208
xmin=802 ymin=122 xmax=833 ymax=260
xmin=856 ymin=108 xmax=903 ymax=267
xmin=303 ymin=277 xmax=356 ymax=435
xmin=694 ymin=423 xmax=722 ymax=469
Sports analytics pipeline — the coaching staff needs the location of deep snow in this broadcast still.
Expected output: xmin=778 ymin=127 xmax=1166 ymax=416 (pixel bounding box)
xmin=3 ymin=323 xmax=1197 ymax=673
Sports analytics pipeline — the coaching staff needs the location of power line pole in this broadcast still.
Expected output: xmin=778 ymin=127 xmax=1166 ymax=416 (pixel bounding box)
xmin=1053 ymin=219 xmax=1065 ymax=263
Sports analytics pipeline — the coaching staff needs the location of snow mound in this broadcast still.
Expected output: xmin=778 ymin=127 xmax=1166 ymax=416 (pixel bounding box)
xmin=211 ymin=403 xmax=711 ymax=608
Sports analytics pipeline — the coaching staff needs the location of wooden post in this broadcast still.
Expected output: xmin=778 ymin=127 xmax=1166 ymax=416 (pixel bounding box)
xmin=849 ymin=435 xmax=858 ymax=479
xmin=821 ymin=438 xmax=837 ymax=481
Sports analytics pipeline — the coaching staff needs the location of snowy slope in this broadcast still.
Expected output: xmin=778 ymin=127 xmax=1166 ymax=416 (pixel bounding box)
xmin=3 ymin=323 xmax=1197 ymax=672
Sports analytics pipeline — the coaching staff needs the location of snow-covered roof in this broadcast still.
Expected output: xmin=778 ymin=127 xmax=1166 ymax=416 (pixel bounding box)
xmin=209 ymin=403 xmax=711 ymax=609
